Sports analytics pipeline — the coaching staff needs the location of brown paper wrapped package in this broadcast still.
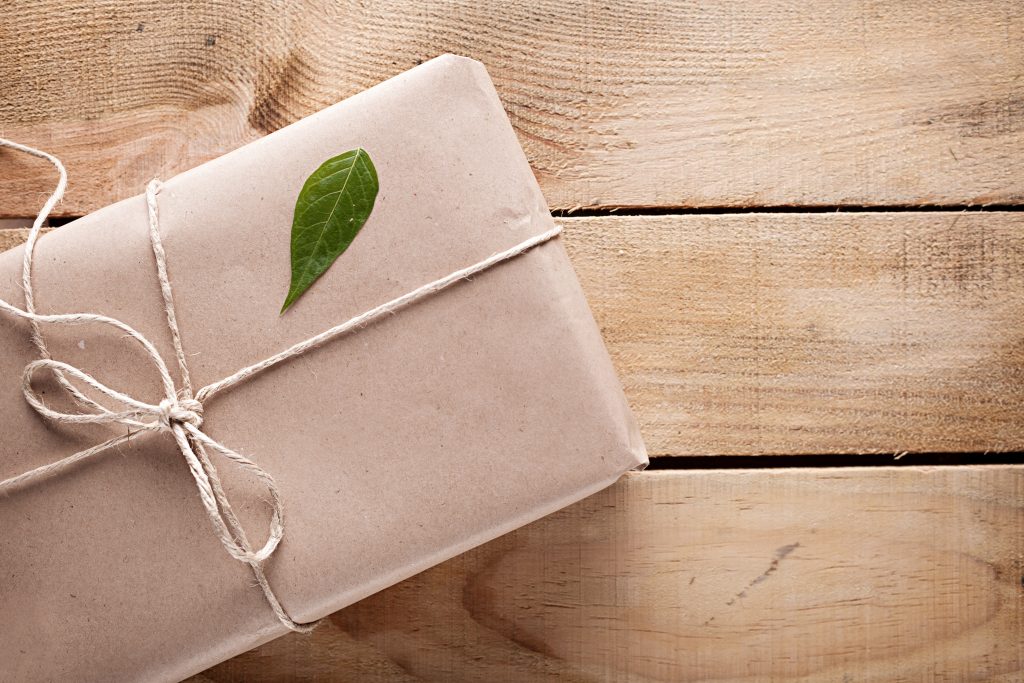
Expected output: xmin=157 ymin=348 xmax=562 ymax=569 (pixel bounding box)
xmin=0 ymin=55 xmax=647 ymax=682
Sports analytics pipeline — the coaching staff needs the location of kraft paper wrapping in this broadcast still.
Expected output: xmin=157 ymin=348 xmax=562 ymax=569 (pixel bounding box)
xmin=0 ymin=55 xmax=647 ymax=682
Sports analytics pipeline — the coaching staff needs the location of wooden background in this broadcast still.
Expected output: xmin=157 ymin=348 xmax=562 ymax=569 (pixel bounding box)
xmin=2 ymin=1 xmax=1022 ymax=680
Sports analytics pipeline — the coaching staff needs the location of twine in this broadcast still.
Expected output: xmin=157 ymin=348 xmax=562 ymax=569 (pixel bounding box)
xmin=0 ymin=138 xmax=561 ymax=632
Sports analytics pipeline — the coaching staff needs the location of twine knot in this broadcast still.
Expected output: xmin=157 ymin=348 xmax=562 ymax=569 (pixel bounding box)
xmin=158 ymin=397 xmax=203 ymax=429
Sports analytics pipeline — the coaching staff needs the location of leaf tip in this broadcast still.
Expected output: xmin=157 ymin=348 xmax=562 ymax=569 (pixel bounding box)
xmin=280 ymin=290 xmax=298 ymax=315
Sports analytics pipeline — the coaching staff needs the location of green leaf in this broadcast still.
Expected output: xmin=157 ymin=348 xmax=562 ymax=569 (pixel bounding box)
xmin=282 ymin=148 xmax=379 ymax=313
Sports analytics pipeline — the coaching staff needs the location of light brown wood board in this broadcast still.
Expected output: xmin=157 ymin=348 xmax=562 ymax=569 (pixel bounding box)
xmin=3 ymin=6 xmax=1021 ymax=679
xmin=2 ymin=0 xmax=1022 ymax=216
xmin=180 ymin=467 xmax=1024 ymax=682
xmin=3 ymin=211 xmax=1021 ymax=456
xmin=0 ymin=226 xmax=38 ymax=251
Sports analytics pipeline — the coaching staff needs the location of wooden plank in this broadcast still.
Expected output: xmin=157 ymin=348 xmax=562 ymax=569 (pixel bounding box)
xmin=186 ymin=467 xmax=1024 ymax=682
xmin=2 ymin=1 xmax=1022 ymax=216
xmin=567 ymin=212 xmax=1024 ymax=455
xmin=0 ymin=226 xmax=42 ymax=252
xmin=3 ymin=210 xmax=1022 ymax=455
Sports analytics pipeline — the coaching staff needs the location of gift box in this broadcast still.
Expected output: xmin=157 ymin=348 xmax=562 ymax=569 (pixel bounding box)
xmin=0 ymin=54 xmax=646 ymax=681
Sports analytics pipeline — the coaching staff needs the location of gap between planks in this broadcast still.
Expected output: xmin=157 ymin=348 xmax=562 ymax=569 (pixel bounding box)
xmin=12 ymin=202 xmax=1024 ymax=226
xmin=647 ymin=452 xmax=1024 ymax=469
xmin=555 ymin=203 xmax=1024 ymax=217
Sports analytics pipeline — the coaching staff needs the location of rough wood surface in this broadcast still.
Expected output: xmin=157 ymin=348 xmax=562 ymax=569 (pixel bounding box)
xmin=566 ymin=212 xmax=1024 ymax=456
xmin=2 ymin=0 xmax=1023 ymax=216
xmin=0 ymin=226 xmax=40 ymax=252
xmin=3 ymin=210 xmax=1021 ymax=456
xmin=3 ymin=2 xmax=1021 ymax=680
xmin=182 ymin=467 xmax=1024 ymax=682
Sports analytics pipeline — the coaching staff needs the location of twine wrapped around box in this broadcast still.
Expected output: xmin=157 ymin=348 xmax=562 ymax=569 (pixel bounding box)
xmin=0 ymin=137 xmax=561 ymax=632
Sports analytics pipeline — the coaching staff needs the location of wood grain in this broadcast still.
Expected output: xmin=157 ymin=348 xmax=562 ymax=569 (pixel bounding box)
xmin=3 ymin=210 xmax=1021 ymax=456
xmin=184 ymin=467 xmax=1024 ymax=682
xmin=566 ymin=212 xmax=1024 ymax=456
xmin=2 ymin=0 xmax=1023 ymax=216
xmin=0 ymin=226 xmax=41 ymax=252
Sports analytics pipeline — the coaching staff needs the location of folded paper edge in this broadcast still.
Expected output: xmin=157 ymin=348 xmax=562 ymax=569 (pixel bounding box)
xmin=165 ymin=234 xmax=648 ymax=678
xmin=0 ymin=53 xmax=651 ymax=681
xmin=0 ymin=55 xmax=483 ymax=270
xmin=167 ymin=464 xmax=637 ymax=682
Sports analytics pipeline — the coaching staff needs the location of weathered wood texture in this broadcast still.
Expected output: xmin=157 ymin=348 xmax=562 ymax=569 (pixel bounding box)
xmin=0 ymin=226 xmax=37 ymax=252
xmin=183 ymin=467 xmax=1024 ymax=682
xmin=3 ymin=211 xmax=1021 ymax=456
xmin=2 ymin=0 xmax=1023 ymax=216
xmin=567 ymin=212 xmax=1024 ymax=456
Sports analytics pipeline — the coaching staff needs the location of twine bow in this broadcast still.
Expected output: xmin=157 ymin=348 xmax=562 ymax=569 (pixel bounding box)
xmin=0 ymin=137 xmax=561 ymax=633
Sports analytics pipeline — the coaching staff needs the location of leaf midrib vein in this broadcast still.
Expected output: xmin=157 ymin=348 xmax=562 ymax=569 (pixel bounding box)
xmin=295 ymin=151 xmax=363 ymax=288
